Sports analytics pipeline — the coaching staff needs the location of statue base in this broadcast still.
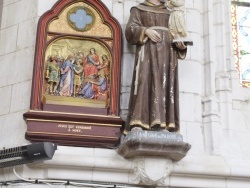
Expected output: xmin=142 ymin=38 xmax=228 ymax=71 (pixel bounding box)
xmin=117 ymin=131 xmax=191 ymax=161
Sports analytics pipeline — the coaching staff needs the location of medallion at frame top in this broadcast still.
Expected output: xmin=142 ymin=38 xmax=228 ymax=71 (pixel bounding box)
xmin=48 ymin=2 xmax=112 ymax=38
xmin=67 ymin=6 xmax=96 ymax=32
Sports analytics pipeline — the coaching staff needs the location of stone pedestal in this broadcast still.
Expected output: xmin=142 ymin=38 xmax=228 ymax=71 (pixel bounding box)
xmin=117 ymin=131 xmax=191 ymax=161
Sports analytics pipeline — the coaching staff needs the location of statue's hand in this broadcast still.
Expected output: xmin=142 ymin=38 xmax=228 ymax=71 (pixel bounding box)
xmin=145 ymin=29 xmax=161 ymax=43
xmin=175 ymin=41 xmax=187 ymax=50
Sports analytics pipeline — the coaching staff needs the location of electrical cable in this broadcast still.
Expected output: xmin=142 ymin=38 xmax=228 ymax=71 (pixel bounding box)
xmin=1 ymin=180 xmax=149 ymax=188
xmin=11 ymin=166 xmax=148 ymax=188
xmin=70 ymin=181 xmax=114 ymax=187
xmin=13 ymin=166 xmax=68 ymax=187
xmin=13 ymin=166 xmax=35 ymax=182
xmin=3 ymin=182 xmax=34 ymax=186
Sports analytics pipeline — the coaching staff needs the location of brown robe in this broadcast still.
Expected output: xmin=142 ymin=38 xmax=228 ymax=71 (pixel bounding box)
xmin=124 ymin=1 xmax=187 ymax=133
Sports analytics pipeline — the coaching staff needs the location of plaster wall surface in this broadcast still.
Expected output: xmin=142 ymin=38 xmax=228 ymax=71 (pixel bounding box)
xmin=0 ymin=0 xmax=250 ymax=187
xmin=0 ymin=0 xmax=2 ymax=29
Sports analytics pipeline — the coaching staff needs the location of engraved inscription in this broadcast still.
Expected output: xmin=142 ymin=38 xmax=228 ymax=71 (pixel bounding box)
xmin=58 ymin=124 xmax=92 ymax=133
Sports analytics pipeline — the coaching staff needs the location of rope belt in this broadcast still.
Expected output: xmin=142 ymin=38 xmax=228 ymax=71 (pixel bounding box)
xmin=134 ymin=26 xmax=169 ymax=95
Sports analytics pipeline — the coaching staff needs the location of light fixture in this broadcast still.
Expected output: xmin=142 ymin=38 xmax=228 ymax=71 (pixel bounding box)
xmin=0 ymin=142 xmax=57 ymax=168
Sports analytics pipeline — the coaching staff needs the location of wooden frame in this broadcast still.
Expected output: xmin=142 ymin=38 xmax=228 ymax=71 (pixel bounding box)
xmin=24 ymin=0 xmax=124 ymax=147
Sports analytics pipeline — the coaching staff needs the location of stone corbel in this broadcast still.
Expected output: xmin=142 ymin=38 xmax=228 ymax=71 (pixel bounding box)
xmin=133 ymin=157 xmax=173 ymax=186
xmin=118 ymin=131 xmax=191 ymax=186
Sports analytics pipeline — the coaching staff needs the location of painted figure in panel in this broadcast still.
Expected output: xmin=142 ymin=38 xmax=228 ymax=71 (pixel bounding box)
xmin=83 ymin=48 xmax=100 ymax=79
xmin=73 ymin=58 xmax=84 ymax=97
xmin=79 ymin=52 xmax=109 ymax=100
xmin=59 ymin=55 xmax=75 ymax=96
xmin=46 ymin=55 xmax=60 ymax=95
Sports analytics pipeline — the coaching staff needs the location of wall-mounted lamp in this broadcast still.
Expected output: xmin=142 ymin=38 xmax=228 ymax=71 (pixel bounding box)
xmin=0 ymin=142 xmax=57 ymax=168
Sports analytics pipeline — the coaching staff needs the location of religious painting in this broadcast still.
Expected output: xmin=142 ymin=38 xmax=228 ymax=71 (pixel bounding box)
xmin=43 ymin=38 xmax=111 ymax=109
xmin=24 ymin=0 xmax=124 ymax=148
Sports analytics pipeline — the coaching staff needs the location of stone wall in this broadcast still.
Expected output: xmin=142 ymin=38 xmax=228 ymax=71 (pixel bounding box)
xmin=0 ymin=0 xmax=250 ymax=187
xmin=0 ymin=0 xmax=39 ymax=149
xmin=0 ymin=0 xmax=3 ymax=29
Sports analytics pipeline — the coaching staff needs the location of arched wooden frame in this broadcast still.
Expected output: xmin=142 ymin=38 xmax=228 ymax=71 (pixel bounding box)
xmin=31 ymin=0 xmax=123 ymax=116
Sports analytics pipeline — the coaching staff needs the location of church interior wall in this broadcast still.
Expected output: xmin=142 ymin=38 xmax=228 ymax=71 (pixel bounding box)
xmin=0 ymin=0 xmax=250 ymax=187
xmin=0 ymin=0 xmax=2 ymax=29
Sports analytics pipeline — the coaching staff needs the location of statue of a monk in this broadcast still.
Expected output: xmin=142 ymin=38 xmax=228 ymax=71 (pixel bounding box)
xmin=124 ymin=0 xmax=187 ymax=134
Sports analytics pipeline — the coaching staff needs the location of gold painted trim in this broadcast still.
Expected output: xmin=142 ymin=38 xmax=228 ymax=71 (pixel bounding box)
xmin=129 ymin=120 xmax=150 ymax=129
xmin=135 ymin=4 xmax=171 ymax=14
xmin=26 ymin=131 xmax=118 ymax=139
xmin=27 ymin=110 xmax=121 ymax=119
xmin=123 ymin=129 xmax=128 ymax=135
xmin=150 ymin=119 xmax=166 ymax=128
xmin=143 ymin=1 xmax=165 ymax=8
xmin=27 ymin=118 xmax=122 ymax=127
xmin=139 ymin=27 xmax=147 ymax=44
xmin=129 ymin=119 xmax=176 ymax=130
xmin=167 ymin=123 xmax=175 ymax=128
